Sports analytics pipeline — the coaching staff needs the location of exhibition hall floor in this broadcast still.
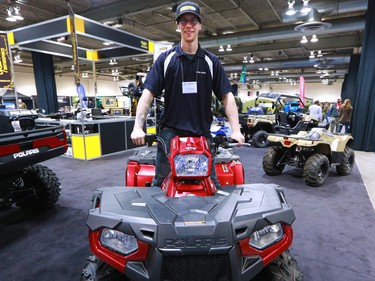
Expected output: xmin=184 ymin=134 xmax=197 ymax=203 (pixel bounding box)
xmin=0 ymin=147 xmax=374 ymax=281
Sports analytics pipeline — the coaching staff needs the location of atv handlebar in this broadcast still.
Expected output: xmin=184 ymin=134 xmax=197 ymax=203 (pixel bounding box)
xmin=144 ymin=134 xmax=250 ymax=151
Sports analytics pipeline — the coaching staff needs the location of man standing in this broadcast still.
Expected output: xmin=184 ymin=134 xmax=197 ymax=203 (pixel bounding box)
xmin=18 ymin=99 xmax=27 ymax=109
xmin=308 ymin=100 xmax=322 ymax=121
xmin=329 ymin=98 xmax=341 ymax=133
xmin=131 ymin=1 xmax=244 ymax=187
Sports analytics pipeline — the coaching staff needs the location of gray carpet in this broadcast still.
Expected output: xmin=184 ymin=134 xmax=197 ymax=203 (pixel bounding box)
xmin=0 ymin=146 xmax=374 ymax=281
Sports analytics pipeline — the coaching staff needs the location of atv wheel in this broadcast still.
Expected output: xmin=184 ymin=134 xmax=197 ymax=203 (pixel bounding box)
xmin=81 ymin=255 xmax=127 ymax=281
xmin=254 ymin=250 xmax=303 ymax=281
xmin=252 ymin=130 xmax=269 ymax=148
xmin=336 ymin=147 xmax=355 ymax=176
xmin=263 ymin=147 xmax=285 ymax=175
xmin=303 ymin=153 xmax=330 ymax=187
xmin=16 ymin=164 xmax=61 ymax=212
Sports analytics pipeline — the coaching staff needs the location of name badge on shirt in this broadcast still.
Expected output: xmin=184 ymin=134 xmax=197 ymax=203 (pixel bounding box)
xmin=182 ymin=81 xmax=197 ymax=94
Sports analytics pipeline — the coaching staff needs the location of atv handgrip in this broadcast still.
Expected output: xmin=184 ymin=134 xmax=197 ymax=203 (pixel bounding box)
xmin=227 ymin=137 xmax=251 ymax=147
xmin=145 ymin=134 xmax=158 ymax=147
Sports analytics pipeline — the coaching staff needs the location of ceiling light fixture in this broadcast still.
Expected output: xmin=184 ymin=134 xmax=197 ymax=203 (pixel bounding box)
xmin=6 ymin=6 xmax=24 ymax=22
xmin=226 ymin=45 xmax=232 ymax=51
xmin=218 ymin=45 xmax=225 ymax=52
xmin=113 ymin=18 xmax=123 ymax=28
xmin=13 ymin=54 xmax=22 ymax=63
xmin=113 ymin=76 xmax=119 ymax=81
xmin=317 ymin=50 xmax=323 ymax=57
xmin=249 ymin=54 xmax=255 ymax=63
xmin=286 ymin=0 xmax=296 ymax=16
xmin=300 ymin=36 xmax=308 ymax=43
xmin=109 ymin=59 xmax=118 ymax=65
xmin=309 ymin=51 xmax=315 ymax=58
xmin=310 ymin=34 xmax=318 ymax=42
xmin=243 ymin=56 xmax=248 ymax=63
xmin=81 ymin=72 xmax=89 ymax=78
xmin=301 ymin=0 xmax=312 ymax=14
xmin=103 ymin=41 xmax=113 ymax=46
xmin=12 ymin=6 xmax=24 ymax=20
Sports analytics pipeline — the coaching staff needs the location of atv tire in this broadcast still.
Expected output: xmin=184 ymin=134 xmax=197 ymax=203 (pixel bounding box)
xmin=263 ymin=147 xmax=285 ymax=175
xmin=252 ymin=130 xmax=269 ymax=148
xmin=303 ymin=153 xmax=330 ymax=187
xmin=254 ymin=250 xmax=303 ymax=281
xmin=336 ymin=146 xmax=355 ymax=176
xmin=81 ymin=255 xmax=128 ymax=281
xmin=16 ymin=164 xmax=61 ymax=212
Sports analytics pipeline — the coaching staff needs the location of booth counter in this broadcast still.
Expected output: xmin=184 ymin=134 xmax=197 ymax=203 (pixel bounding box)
xmin=36 ymin=117 xmax=144 ymax=160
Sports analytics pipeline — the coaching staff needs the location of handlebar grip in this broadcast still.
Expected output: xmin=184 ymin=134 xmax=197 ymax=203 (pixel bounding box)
xmin=145 ymin=134 xmax=157 ymax=147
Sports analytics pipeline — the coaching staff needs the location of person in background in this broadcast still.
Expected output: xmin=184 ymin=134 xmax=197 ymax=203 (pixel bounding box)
xmin=329 ymin=98 xmax=341 ymax=133
xmin=308 ymin=100 xmax=322 ymax=121
xmin=322 ymin=101 xmax=330 ymax=123
xmin=131 ymin=1 xmax=244 ymax=188
xmin=339 ymin=99 xmax=352 ymax=133
xmin=18 ymin=99 xmax=27 ymax=109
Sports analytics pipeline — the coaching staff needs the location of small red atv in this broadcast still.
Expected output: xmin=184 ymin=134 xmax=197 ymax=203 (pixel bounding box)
xmin=81 ymin=135 xmax=302 ymax=281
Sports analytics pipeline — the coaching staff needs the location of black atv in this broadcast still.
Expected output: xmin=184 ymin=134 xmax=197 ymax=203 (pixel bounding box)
xmin=0 ymin=107 xmax=68 ymax=212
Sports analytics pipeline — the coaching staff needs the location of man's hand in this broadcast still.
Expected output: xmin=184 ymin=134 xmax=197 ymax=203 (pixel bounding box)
xmin=230 ymin=130 xmax=245 ymax=145
xmin=131 ymin=128 xmax=146 ymax=146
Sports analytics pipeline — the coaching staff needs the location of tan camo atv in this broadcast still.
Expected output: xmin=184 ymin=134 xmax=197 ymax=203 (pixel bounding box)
xmin=262 ymin=127 xmax=355 ymax=187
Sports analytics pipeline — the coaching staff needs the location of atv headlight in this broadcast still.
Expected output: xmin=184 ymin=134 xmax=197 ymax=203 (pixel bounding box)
xmin=174 ymin=154 xmax=209 ymax=176
xmin=100 ymin=228 xmax=138 ymax=255
xmin=249 ymin=223 xmax=283 ymax=250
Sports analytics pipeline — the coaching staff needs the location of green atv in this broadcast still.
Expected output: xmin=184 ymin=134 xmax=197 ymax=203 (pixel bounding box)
xmin=263 ymin=128 xmax=355 ymax=187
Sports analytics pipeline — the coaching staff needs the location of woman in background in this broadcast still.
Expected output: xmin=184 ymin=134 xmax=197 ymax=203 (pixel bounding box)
xmin=339 ymin=99 xmax=352 ymax=133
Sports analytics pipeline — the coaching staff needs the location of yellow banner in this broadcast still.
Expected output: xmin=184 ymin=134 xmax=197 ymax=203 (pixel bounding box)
xmin=0 ymin=32 xmax=13 ymax=88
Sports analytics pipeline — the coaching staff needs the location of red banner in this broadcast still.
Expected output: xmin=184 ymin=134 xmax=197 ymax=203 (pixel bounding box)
xmin=0 ymin=32 xmax=13 ymax=89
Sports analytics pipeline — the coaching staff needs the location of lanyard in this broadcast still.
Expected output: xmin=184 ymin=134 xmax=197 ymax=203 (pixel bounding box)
xmin=180 ymin=57 xmax=200 ymax=82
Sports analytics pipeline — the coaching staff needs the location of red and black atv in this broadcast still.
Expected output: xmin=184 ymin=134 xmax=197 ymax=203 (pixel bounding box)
xmin=0 ymin=107 xmax=68 ymax=212
xmin=81 ymin=134 xmax=302 ymax=281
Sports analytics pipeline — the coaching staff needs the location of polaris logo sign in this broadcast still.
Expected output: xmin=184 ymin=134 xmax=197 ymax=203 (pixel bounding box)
xmin=13 ymin=148 xmax=40 ymax=159
xmin=164 ymin=237 xmax=227 ymax=248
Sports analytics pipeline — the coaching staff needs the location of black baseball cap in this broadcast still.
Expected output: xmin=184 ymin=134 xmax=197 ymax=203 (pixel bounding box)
xmin=175 ymin=1 xmax=202 ymax=23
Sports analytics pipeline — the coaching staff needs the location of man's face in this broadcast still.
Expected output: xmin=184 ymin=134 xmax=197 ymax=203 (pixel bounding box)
xmin=337 ymin=99 xmax=341 ymax=103
xmin=178 ymin=13 xmax=201 ymax=42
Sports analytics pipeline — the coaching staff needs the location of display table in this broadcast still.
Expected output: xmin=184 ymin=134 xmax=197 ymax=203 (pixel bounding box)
xmin=36 ymin=116 xmax=144 ymax=160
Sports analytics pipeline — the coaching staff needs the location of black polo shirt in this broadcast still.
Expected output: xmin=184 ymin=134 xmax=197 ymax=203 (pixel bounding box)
xmin=143 ymin=43 xmax=232 ymax=136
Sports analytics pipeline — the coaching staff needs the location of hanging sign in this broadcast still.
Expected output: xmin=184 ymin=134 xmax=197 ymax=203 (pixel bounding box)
xmin=0 ymin=32 xmax=13 ymax=89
